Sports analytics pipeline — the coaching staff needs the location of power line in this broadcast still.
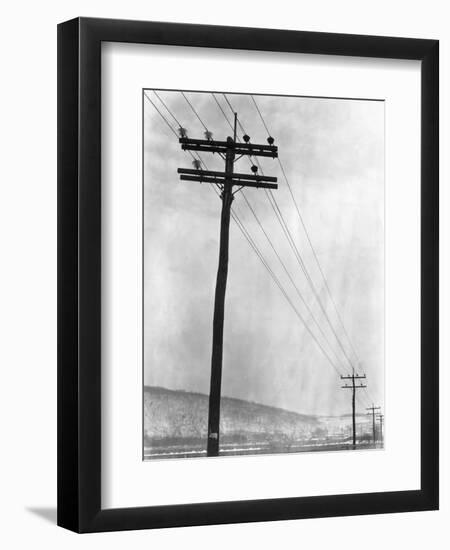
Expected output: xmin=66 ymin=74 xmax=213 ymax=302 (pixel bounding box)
xmin=208 ymin=171 xmax=343 ymax=376
xmin=144 ymin=92 xmax=179 ymax=139
xmin=239 ymin=221 xmax=369 ymax=389
xmin=223 ymin=93 xmax=359 ymax=375
xmin=212 ymin=93 xmax=234 ymax=132
xmin=147 ymin=90 xmax=376 ymax=413
xmin=267 ymin=184 xmax=358 ymax=372
xmin=219 ymin=97 xmax=374 ymax=410
xmin=281 ymin=158 xmax=363 ymax=366
xmin=181 ymin=91 xmax=209 ymax=132
xmin=177 ymin=92 xmax=374 ymax=407
xmin=147 ymin=92 xmax=375 ymax=400
xmin=212 ymin=181 xmax=370 ymax=406
xmin=231 ymin=206 xmax=343 ymax=377
xmin=211 ymin=93 xmax=258 ymax=170
xmin=249 ymin=96 xmax=378 ymax=407
xmin=246 ymin=97 xmax=376 ymax=406
xmin=214 ymin=95 xmax=368 ymax=384
xmin=250 ymin=94 xmax=371 ymax=378
xmin=156 ymin=93 xmax=343 ymax=377
xmin=153 ymin=90 xmax=183 ymax=128
xmin=145 ymin=91 xmax=218 ymax=187
xmin=222 ymin=94 xmax=246 ymax=134
xmin=240 ymin=191 xmax=347 ymax=371
xmin=251 ymin=94 xmax=271 ymax=136
xmin=182 ymin=92 xmax=354 ymax=379
xmin=224 ymin=94 xmax=375 ymax=408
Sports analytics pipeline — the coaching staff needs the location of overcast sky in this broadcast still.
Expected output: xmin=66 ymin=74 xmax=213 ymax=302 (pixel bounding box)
xmin=143 ymin=90 xmax=384 ymax=417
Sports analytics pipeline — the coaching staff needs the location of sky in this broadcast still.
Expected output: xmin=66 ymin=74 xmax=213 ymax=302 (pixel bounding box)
xmin=143 ymin=90 xmax=384 ymax=417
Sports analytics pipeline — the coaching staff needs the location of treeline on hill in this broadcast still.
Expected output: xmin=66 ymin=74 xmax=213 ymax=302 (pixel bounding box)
xmin=143 ymin=386 xmax=323 ymax=448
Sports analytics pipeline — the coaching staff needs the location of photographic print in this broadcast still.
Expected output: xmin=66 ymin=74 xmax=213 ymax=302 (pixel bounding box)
xmin=143 ymin=89 xmax=384 ymax=460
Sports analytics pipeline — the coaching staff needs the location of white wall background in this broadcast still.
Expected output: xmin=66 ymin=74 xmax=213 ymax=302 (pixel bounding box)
xmin=0 ymin=0 xmax=447 ymax=547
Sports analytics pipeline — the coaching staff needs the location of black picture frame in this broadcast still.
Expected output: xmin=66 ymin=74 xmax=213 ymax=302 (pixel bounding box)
xmin=57 ymin=17 xmax=439 ymax=533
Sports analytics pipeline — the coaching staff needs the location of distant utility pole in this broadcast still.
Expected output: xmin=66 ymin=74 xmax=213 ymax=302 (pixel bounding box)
xmin=341 ymin=373 xmax=367 ymax=448
xmin=178 ymin=113 xmax=278 ymax=457
xmin=377 ymin=413 xmax=384 ymax=446
xmin=366 ymin=404 xmax=381 ymax=447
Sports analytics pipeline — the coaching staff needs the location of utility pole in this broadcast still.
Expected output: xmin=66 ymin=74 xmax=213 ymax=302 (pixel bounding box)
xmin=341 ymin=373 xmax=367 ymax=448
xmin=178 ymin=114 xmax=278 ymax=457
xmin=366 ymin=404 xmax=381 ymax=447
xmin=377 ymin=413 xmax=384 ymax=446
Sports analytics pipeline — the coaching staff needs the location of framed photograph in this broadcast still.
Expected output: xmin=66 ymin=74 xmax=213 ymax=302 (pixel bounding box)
xmin=57 ymin=17 xmax=439 ymax=532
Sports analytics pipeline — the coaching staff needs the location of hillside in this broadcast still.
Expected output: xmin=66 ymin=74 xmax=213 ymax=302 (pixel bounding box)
xmin=144 ymin=386 xmax=324 ymax=448
xmin=143 ymin=387 xmax=377 ymax=458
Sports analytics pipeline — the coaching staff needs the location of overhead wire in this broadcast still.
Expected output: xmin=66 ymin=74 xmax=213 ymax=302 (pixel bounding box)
xmin=222 ymin=93 xmax=375 ymax=408
xmin=222 ymin=93 xmax=360 ymax=375
xmin=230 ymin=208 xmax=343 ymax=377
xmin=146 ymin=91 xmax=220 ymax=188
xmin=249 ymin=94 xmax=379 ymax=407
xmin=146 ymin=90 xmax=375 ymax=411
xmin=146 ymin=90 xmax=344 ymax=377
xmin=240 ymin=191 xmax=347 ymax=370
xmin=214 ymin=94 xmax=375 ymax=411
xmin=181 ymin=91 xmax=209 ymax=132
xmin=153 ymin=90 xmax=183 ymax=128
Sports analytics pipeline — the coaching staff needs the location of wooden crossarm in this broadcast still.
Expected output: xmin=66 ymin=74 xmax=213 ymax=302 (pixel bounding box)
xmin=179 ymin=174 xmax=278 ymax=190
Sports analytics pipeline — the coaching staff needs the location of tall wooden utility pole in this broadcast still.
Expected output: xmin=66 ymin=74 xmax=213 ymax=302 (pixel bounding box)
xmin=366 ymin=404 xmax=381 ymax=447
xmin=377 ymin=413 xmax=384 ymax=446
xmin=341 ymin=373 xmax=367 ymax=448
xmin=178 ymin=114 xmax=278 ymax=456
